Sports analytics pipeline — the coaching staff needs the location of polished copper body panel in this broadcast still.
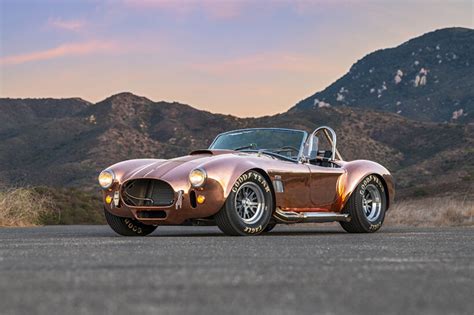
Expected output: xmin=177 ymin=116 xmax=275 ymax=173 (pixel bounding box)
xmin=102 ymin=150 xmax=394 ymax=225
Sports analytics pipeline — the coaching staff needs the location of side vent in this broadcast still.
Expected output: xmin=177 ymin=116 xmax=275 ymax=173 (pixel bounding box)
xmin=273 ymin=175 xmax=284 ymax=193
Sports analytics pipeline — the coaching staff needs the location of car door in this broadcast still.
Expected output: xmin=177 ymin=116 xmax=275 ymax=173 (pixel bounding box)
xmin=267 ymin=162 xmax=312 ymax=210
xmin=307 ymin=164 xmax=345 ymax=210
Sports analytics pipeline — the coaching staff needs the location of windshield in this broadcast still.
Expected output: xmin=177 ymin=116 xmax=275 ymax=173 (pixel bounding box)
xmin=209 ymin=128 xmax=307 ymax=161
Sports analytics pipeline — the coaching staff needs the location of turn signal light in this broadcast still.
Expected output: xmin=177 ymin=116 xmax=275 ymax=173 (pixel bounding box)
xmin=105 ymin=195 xmax=113 ymax=204
xmin=197 ymin=195 xmax=206 ymax=204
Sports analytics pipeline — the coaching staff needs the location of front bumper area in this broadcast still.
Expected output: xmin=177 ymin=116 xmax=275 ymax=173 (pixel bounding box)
xmin=102 ymin=178 xmax=225 ymax=225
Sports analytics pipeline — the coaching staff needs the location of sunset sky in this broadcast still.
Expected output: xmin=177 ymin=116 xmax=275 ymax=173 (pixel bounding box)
xmin=0 ymin=0 xmax=472 ymax=117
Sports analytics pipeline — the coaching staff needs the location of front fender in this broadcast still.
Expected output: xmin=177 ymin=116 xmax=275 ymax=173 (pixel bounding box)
xmin=196 ymin=155 xmax=267 ymax=199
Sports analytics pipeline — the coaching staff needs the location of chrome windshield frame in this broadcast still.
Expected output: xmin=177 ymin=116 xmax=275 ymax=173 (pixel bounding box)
xmin=209 ymin=128 xmax=309 ymax=162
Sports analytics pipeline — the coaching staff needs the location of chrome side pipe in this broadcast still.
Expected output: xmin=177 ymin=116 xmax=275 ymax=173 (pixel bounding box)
xmin=274 ymin=208 xmax=351 ymax=224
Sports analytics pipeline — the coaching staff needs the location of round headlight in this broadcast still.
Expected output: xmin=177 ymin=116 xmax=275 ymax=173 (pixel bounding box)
xmin=98 ymin=170 xmax=115 ymax=189
xmin=189 ymin=168 xmax=207 ymax=187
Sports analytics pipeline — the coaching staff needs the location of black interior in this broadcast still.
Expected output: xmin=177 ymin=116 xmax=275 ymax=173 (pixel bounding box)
xmin=310 ymin=150 xmax=337 ymax=167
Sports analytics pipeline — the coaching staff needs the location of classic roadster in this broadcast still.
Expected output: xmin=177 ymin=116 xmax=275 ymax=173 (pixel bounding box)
xmin=99 ymin=126 xmax=394 ymax=236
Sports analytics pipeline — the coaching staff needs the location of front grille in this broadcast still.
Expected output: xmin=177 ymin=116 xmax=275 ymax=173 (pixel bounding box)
xmin=122 ymin=179 xmax=174 ymax=207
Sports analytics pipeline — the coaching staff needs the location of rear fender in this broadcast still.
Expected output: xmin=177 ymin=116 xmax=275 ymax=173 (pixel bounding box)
xmin=339 ymin=160 xmax=394 ymax=211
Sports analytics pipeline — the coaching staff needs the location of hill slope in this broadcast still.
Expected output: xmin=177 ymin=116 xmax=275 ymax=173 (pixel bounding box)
xmin=291 ymin=27 xmax=474 ymax=123
xmin=0 ymin=92 xmax=472 ymax=197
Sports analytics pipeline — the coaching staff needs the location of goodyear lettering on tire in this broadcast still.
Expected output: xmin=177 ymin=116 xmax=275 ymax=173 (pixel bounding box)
xmin=124 ymin=218 xmax=143 ymax=234
xmin=359 ymin=174 xmax=384 ymax=196
xmin=369 ymin=222 xmax=382 ymax=231
xmin=244 ymin=225 xmax=263 ymax=234
xmin=232 ymin=171 xmax=271 ymax=194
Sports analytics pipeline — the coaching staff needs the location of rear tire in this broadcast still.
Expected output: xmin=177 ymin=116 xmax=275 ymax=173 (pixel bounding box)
xmin=339 ymin=175 xmax=387 ymax=233
xmin=104 ymin=208 xmax=157 ymax=236
xmin=215 ymin=171 xmax=274 ymax=236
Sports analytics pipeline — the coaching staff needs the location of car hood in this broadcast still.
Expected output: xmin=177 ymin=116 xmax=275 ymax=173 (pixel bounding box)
xmin=110 ymin=150 xmax=236 ymax=183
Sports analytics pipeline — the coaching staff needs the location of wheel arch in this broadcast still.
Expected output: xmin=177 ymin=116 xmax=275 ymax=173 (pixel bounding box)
xmin=339 ymin=160 xmax=395 ymax=211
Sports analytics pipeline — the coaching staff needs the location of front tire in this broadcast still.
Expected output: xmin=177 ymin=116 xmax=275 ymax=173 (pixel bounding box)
xmin=339 ymin=175 xmax=387 ymax=233
xmin=215 ymin=171 xmax=274 ymax=236
xmin=263 ymin=222 xmax=277 ymax=233
xmin=104 ymin=208 xmax=157 ymax=236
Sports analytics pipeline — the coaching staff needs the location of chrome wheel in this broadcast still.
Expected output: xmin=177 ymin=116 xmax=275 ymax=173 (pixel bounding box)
xmin=234 ymin=182 xmax=265 ymax=224
xmin=362 ymin=184 xmax=382 ymax=222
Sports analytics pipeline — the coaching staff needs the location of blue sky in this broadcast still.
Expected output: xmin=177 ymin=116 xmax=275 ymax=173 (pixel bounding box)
xmin=1 ymin=0 xmax=473 ymax=116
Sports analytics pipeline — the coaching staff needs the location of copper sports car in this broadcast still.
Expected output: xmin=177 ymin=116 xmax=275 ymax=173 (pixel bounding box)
xmin=99 ymin=126 xmax=394 ymax=236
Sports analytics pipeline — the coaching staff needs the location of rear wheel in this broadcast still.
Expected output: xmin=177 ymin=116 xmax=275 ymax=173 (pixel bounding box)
xmin=104 ymin=208 xmax=157 ymax=236
xmin=215 ymin=171 xmax=274 ymax=236
xmin=340 ymin=175 xmax=387 ymax=233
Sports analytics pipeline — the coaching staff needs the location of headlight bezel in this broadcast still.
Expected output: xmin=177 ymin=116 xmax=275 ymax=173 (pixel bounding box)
xmin=98 ymin=169 xmax=115 ymax=189
xmin=189 ymin=168 xmax=207 ymax=188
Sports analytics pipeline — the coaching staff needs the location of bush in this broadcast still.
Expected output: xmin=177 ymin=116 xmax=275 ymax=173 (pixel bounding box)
xmin=33 ymin=187 xmax=105 ymax=225
xmin=386 ymin=196 xmax=474 ymax=227
xmin=0 ymin=187 xmax=58 ymax=226
xmin=0 ymin=186 xmax=105 ymax=226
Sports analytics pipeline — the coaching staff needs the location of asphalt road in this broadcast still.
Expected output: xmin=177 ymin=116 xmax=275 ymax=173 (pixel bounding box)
xmin=0 ymin=225 xmax=473 ymax=315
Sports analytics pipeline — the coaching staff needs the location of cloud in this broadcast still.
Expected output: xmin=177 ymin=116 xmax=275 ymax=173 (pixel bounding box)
xmin=0 ymin=41 xmax=117 ymax=66
xmin=122 ymin=0 xmax=243 ymax=19
xmin=191 ymin=52 xmax=326 ymax=75
xmin=48 ymin=18 xmax=86 ymax=32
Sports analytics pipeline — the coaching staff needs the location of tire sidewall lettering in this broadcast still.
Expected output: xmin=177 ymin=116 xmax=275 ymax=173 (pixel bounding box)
xmin=123 ymin=218 xmax=143 ymax=234
xmin=232 ymin=171 xmax=271 ymax=194
xmin=357 ymin=175 xmax=386 ymax=231
xmin=359 ymin=175 xmax=384 ymax=197
xmin=244 ymin=225 xmax=263 ymax=234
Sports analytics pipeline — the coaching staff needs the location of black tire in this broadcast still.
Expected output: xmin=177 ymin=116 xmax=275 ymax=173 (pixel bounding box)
xmin=339 ymin=175 xmax=387 ymax=233
xmin=215 ymin=171 xmax=274 ymax=236
xmin=104 ymin=208 xmax=157 ymax=236
xmin=263 ymin=222 xmax=277 ymax=233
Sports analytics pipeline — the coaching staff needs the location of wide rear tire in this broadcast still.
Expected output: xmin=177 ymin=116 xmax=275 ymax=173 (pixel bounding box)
xmin=339 ymin=175 xmax=387 ymax=233
xmin=215 ymin=171 xmax=274 ymax=236
xmin=104 ymin=208 xmax=157 ymax=236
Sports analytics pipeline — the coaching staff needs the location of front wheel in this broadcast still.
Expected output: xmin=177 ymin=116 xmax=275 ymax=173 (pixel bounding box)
xmin=339 ymin=175 xmax=387 ymax=233
xmin=104 ymin=208 xmax=157 ymax=236
xmin=263 ymin=222 xmax=277 ymax=233
xmin=215 ymin=171 xmax=274 ymax=236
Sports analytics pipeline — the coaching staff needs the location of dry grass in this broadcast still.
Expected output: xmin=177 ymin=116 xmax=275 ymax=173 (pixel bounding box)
xmin=386 ymin=196 xmax=474 ymax=227
xmin=0 ymin=187 xmax=58 ymax=227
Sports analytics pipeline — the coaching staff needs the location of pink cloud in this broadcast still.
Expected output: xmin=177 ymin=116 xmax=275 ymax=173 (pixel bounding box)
xmin=0 ymin=41 xmax=117 ymax=66
xmin=48 ymin=18 xmax=86 ymax=31
xmin=191 ymin=52 xmax=327 ymax=75
xmin=122 ymin=0 xmax=243 ymax=19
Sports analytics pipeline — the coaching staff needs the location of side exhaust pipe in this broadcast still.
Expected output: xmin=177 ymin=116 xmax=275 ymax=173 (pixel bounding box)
xmin=274 ymin=208 xmax=351 ymax=224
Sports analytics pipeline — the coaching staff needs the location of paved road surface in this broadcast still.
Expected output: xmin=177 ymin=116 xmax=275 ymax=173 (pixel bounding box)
xmin=0 ymin=225 xmax=473 ymax=315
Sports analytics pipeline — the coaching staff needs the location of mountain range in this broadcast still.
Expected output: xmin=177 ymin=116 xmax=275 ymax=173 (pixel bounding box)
xmin=0 ymin=27 xmax=472 ymax=198
xmin=291 ymin=27 xmax=473 ymax=124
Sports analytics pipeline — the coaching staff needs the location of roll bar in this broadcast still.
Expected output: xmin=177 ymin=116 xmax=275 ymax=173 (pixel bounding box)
xmin=302 ymin=126 xmax=343 ymax=162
